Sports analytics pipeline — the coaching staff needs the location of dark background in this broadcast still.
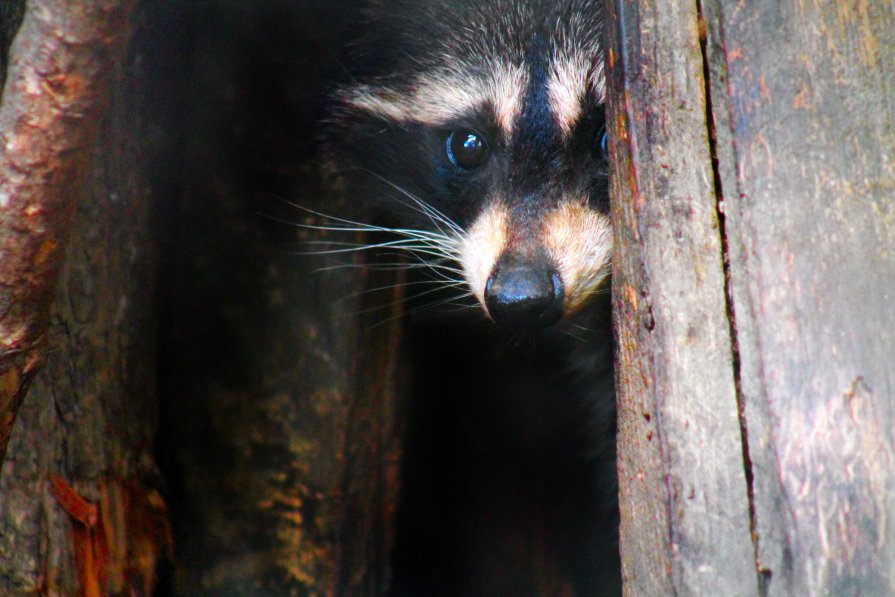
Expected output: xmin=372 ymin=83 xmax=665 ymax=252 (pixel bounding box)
xmin=143 ymin=2 xmax=616 ymax=594
xmin=141 ymin=1 xmax=370 ymax=593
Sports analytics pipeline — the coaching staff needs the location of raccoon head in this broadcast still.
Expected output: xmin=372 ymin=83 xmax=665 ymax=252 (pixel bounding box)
xmin=329 ymin=0 xmax=610 ymax=330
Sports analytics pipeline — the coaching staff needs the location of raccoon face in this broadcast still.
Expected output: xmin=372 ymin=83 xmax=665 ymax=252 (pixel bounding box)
xmin=330 ymin=0 xmax=610 ymax=330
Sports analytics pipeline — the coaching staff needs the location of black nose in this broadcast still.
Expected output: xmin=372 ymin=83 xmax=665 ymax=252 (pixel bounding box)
xmin=484 ymin=259 xmax=564 ymax=329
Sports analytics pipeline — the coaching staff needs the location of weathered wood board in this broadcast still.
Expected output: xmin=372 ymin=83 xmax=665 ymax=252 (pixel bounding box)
xmin=609 ymin=0 xmax=895 ymax=595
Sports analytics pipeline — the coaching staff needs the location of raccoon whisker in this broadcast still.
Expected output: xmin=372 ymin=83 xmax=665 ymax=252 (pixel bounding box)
xmin=403 ymin=246 xmax=461 ymax=260
xmin=392 ymin=239 xmax=461 ymax=255
xmin=340 ymin=278 xmax=466 ymax=301
xmin=381 ymin=247 xmax=462 ymax=265
xmin=369 ymin=289 xmax=477 ymax=329
xmin=579 ymin=284 xmax=612 ymax=301
xmin=364 ymin=172 xmax=463 ymax=232
xmin=349 ymin=220 xmax=461 ymax=248
xmin=267 ymin=199 xmax=463 ymax=262
xmin=558 ymin=328 xmax=589 ymax=344
xmin=432 ymin=302 xmax=482 ymax=316
xmin=347 ymin=281 xmax=469 ymax=318
xmin=370 ymin=255 xmax=464 ymax=276
xmin=271 ymin=199 xmax=457 ymax=242
xmin=361 ymin=251 xmax=464 ymax=276
xmin=422 ymin=293 xmax=478 ymax=310
xmin=437 ymin=303 xmax=481 ymax=313
xmin=421 ymin=265 xmax=464 ymax=277
xmin=376 ymin=188 xmax=463 ymax=240
xmin=333 ymin=279 xmax=464 ymax=308
xmin=289 ymin=240 xmax=447 ymax=248
xmin=264 ymin=202 xmax=417 ymax=235
xmin=395 ymin=253 xmax=465 ymax=281
xmin=305 ymin=232 xmax=457 ymax=250
xmin=313 ymin=261 xmax=457 ymax=273
xmin=398 ymin=291 xmax=477 ymax=318
xmin=364 ymin=170 xmax=465 ymax=235
xmin=314 ymin=259 xmax=462 ymax=286
xmin=362 ymin=259 xmax=464 ymax=285
xmin=287 ymin=240 xmax=371 ymax=247
xmin=290 ymin=238 xmax=457 ymax=256
xmin=287 ymin=221 xmax=452 ymax=242
xmin=269 ymin=196 xmax=470 ymax=306
xmin=307 ymin=227 xmax=460 ymax=254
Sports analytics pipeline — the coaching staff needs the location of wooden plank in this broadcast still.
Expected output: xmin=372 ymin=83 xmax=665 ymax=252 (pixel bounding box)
xmin=702 ymin=1 xmax=895 ymax=594
xmin=606 ymin=0 xmax=757 ymax=594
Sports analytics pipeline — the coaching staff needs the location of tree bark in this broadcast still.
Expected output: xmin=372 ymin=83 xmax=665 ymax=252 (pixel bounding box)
xmin=608 ymin=0 xmax=895 ymax=595
xmin=0 ymin=0 xmax=133 ymax=469
xmin=0 ymin=1 xmax=170 ymax=595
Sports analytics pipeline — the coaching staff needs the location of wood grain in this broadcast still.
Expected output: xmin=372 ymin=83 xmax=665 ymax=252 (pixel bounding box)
xmin=609 ymin=0 xmax=895 ymax=594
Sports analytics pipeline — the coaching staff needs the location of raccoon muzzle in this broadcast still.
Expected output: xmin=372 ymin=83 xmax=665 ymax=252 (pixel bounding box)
xmin=484 ymin=251 xmax=564 ymax=329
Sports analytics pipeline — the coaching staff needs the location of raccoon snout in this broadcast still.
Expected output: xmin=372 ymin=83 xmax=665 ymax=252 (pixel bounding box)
xmin=484 ymin=254 xmax=564 ymax=330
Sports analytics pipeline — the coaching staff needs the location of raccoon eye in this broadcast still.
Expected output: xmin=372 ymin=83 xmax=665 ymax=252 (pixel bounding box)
xmin=595 ymin=125 xmax=608 ymax=160
xmin=446 ymin=129 xmax=488 ymax=169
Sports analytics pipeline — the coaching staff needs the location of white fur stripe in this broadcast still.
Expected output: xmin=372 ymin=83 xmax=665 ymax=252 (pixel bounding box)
xmin=460 ymin=201 xmax=508 ymax=314
xmin=548 ymin=54 xmax=606 ymax=136
xmin=345 ymin=63 xmax=527 ymax=135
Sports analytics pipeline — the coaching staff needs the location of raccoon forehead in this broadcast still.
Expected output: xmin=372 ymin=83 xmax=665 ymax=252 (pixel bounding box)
xmin=344 ymin=61 xmax=528 ymax=135
xmin=548 ymin=52 xmax=606 ymax=137
xmin=345 ymin=52 xmax=603 ymax=138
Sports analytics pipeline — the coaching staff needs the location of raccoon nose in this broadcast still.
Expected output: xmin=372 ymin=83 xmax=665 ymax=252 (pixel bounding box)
xmin=484 ymin=259 xmax=564 ymax=329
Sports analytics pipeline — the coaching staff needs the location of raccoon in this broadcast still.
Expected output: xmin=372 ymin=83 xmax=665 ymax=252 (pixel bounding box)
xmin=324 ymin=0 xmax=617 ymax=594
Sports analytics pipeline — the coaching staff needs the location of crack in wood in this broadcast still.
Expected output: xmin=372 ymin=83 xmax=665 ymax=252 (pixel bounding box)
xmin=694 ymin=2 xmax=768 ymax=595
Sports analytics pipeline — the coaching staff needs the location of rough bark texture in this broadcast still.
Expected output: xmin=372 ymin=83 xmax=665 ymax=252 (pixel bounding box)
xmin=609 ymin=0 xmax=895 ymax=595
xmin=0 ymin=2 xmax=169 ymax=596
xmin=0 ymin=0 xmax=134 ymax=468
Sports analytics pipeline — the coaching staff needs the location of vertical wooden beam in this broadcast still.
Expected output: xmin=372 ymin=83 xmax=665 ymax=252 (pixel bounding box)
xmin=606 ymin=0 xmax=759 ymax=594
